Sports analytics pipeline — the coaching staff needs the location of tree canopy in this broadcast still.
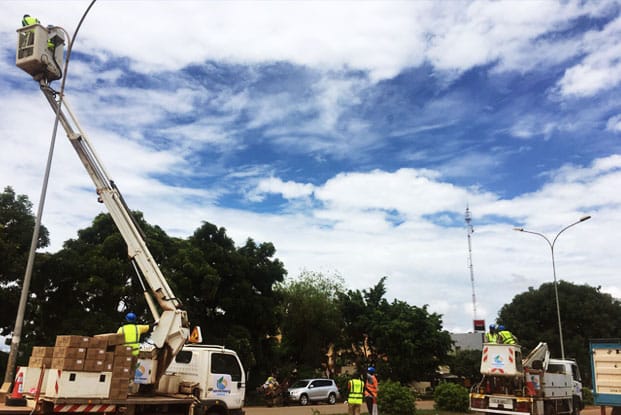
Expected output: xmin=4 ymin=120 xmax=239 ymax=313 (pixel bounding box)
xmin=0 ymin=185 xmax=464 ymax=387
xmin=339 ymin=277 xmax=454 ymax=383
xmin=498 ymin=281 xmax=621 ymax=385
xmin=0 ymin=186 xmax=49 ymax=337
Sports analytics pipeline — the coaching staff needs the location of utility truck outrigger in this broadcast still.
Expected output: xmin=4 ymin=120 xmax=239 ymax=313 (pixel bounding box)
xmin=14 ymin=20 xmax=246 ymax=415
xmin=470 ymin=342 xmax=583 ymax=415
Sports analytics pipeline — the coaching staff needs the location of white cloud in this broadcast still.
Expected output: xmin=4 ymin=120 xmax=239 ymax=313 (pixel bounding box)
xmin=606 ymin=114 xmax=621 ymax=132
xmin=557 ymin=16 xmax=621 ymax=97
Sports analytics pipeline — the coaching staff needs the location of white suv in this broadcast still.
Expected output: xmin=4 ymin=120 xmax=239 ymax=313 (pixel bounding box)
xmin=286 ymin=378 xmax=340 ymax=406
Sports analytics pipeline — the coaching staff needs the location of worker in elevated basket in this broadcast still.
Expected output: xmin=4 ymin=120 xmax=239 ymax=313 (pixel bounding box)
xmin=117 ymin=312 xmax=151 ymax=356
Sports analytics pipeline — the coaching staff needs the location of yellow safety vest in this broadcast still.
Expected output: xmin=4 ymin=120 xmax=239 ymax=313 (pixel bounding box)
xmin=485 ymin=332 xmax=498 ymax=343
xmin=498 ymin=330 xmax=516 ymax=344
xmin=348 ymin=379 xmax=364 ymax=404
xmin=119 ymin=324 xmax=144 ymax=356
xmin=22 ymin=16 xmax=39 ymax=27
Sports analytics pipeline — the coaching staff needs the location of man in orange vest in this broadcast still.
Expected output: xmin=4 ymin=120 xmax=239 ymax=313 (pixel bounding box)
xmin=364 ymin=366 xmax=379 ymax=415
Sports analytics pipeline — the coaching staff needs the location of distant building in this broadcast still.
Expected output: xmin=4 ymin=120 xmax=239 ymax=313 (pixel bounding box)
xmin=451 ymin=332 xmax=483 ymax=351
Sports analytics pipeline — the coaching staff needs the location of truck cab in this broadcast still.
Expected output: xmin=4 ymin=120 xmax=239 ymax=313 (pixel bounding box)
xmin=164 ymin=345 xmax=246 ymax=415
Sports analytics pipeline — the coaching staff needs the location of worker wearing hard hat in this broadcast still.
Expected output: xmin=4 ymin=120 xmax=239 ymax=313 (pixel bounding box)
xmin=117 ymin=312 xmax=152 ymax=356
xmin=21 ymin=14 xmax=40 ymax=27
xmin=497 ymin=325 xmax=518 ymax=345
xmin=485 ymin=324 xmax=498 ymax=343
xmin=364 ymin=367 xmax=379 ymax=415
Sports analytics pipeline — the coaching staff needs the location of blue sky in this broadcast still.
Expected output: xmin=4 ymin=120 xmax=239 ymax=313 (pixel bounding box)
xmin=1 ymin=1 xmax=620 ymax=334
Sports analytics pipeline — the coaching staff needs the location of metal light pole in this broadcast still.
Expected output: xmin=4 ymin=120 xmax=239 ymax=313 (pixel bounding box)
xmin=513 ymin=215 xmax=591 ymax=360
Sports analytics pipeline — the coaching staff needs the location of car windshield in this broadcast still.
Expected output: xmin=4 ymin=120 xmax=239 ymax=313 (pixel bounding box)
xmin=291 ymin=380 xmax=310 ymax=388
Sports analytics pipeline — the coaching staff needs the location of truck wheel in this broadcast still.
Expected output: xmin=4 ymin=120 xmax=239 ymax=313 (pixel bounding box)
xmin=572 ymin=396 xmax=582 ymax=415
xmin=299 ymin=394 xmax=309 ymax=406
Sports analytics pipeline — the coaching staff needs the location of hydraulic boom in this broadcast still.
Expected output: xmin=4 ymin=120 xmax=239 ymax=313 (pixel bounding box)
xmin=16 ymin=22 xmax=189 ymax=380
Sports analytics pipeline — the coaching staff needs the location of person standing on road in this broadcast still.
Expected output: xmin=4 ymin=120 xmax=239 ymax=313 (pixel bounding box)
xmin=365 ymin=366 xmax=379 ymax=415
xmin=346 ymin=374 xmax=364 ymax=415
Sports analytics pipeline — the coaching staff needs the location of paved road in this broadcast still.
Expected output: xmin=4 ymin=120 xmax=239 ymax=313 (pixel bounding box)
xmin=244 ymin=400 xmax=434 ymax=415
xmin=244 ymin=402 xmax=610 ymax=415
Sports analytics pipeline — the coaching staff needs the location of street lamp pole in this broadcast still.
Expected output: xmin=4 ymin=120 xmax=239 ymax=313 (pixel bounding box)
xmin=513 ymin=215 xmax=591 ymax=360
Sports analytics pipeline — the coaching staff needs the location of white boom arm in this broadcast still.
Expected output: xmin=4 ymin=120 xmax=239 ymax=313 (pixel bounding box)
xmin=16 ymin=24 xmax=189 ymax=377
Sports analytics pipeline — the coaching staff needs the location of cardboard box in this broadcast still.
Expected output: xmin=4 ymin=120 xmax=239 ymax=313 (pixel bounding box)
xmin=113 ymin=345 xmax=134 ymax=356
xmin=83 ymin=359 xmax=106 ymax=372
xmin=109 ymin=378 xmax=129 ymax=399
xmin=112 ymin=365 xmax=131 ymax=379
xmin=113 ymin=355 xmax=134 ymax=369
xmin=105 ymin=352 xmax=115 ymax=366
xmin=88 ymin=336 xmax=108 ymax=349
xmin=53 ymin=346 xmax=86 ymax=359
xmin=28 ymin=356 xmax=52 ymax=368
xmin=55 ymin=335 xmax=90 ymax=348
xmin=51 ymin=357 xmax=84 ymax=371
xmin=94 ymin=333 xmax=126 ymax=347
xmin=86 ymin=348 xmax=106 ymax=360
xmin=31 ymin=346 xmax=54 ymax=358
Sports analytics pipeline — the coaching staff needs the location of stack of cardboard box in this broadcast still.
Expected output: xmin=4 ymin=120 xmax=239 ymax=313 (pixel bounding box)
xmin=26 ymin=333 xmax=136 ymax=399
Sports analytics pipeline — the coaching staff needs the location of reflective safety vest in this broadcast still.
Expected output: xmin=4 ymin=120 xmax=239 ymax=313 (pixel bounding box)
xmin=22 ymin=16 xmax=39 ymax=27
xmin=498 ymin=330 xmax=517 ymax=344
xmin=484 ymin=332 xmax=498 ymax=343
xmin=118 ymin=323 xmax=149 ymax=356
xmin=365 ymin=374 xmax=378 ymax=398
xmin=348 ymin=379 xmax=364 ymax=404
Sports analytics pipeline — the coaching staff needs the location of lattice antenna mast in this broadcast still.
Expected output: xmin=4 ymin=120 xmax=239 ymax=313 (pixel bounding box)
xmin=465 ymin=206 xmax=477 ymax=321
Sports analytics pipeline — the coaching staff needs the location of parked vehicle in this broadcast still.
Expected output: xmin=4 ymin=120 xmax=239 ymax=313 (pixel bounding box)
xmin=286 ymin=378 xmax=340 ymax=406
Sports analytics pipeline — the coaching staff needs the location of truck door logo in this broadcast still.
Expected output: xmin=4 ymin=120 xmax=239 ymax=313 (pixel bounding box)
xmin=211 ymin=374 xmax=232 ymax=396
xmin=217 ymin=376 xmax=228 ymax=390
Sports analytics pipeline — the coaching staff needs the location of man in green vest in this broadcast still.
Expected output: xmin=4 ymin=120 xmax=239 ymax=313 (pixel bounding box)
xmin=497 ymin=325 xmax=518 ymax=345
xmin=346 ymin=374 xmax=364 ymax=415
xmin=117 ymin=312 xmax=152 ymax=356
xmin=22 ymin=14 xmax=40 ymax=26
xmin=485 ymin=324 xmax=498 ymax=343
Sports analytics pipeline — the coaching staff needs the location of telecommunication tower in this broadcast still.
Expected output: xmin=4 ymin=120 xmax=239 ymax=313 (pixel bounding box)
xmin=465 ymin=206 xmax=477 ymax=325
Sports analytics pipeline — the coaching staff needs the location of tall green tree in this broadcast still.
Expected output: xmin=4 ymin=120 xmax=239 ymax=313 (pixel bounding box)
xmin=182 ymin=222 xmax=286 ymax=371
xmin=498 ymin=281 xmax=621 ymax=386
xmin=339 ymin=277 xmax=453 ymax=383
xmin=278 ymin=271 xmax=344 ymax=375
xmin=0 ymin=186 xmax=49 ymax=336
xmin=0 ymin=187 xmax=50 ymax=374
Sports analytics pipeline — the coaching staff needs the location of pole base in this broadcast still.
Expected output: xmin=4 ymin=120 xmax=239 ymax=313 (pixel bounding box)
xmin=5 ymin=396 xmax=27 ymax=406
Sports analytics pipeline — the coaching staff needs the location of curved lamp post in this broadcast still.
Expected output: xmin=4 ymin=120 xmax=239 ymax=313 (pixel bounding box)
xmin=513 ymin=215 xmax=591 ymax=360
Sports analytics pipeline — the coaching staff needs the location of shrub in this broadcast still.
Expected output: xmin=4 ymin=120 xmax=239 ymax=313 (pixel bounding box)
xmin=378 ymin=379 xmax=416 ymax=415
xmin=433 ymin=382 xmax=469 ymax=412
xmin=582 ymin=387 xmax=594 ymax=406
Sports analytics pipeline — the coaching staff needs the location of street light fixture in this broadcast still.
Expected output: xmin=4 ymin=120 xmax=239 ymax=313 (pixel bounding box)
xmin=513 ymin=215 xmax=591 ymax=360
